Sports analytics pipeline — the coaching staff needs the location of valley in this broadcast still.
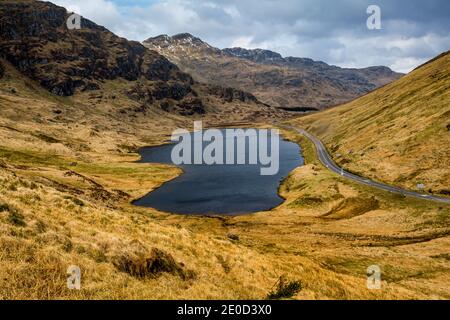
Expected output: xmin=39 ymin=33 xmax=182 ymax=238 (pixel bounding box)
xmin=0 ymin=0 xmax=448 ymax=301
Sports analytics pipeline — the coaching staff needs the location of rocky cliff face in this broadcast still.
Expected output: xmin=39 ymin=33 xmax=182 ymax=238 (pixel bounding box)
xmin=144 ymin=34 xmax=403 ymax=110
xmin=125 ymin=81 xmax=206 ymax=116
xmin=0 ymin=0 xmax=192 ymax=97
xmin=205 ymin=85 xmax=258 ymax=104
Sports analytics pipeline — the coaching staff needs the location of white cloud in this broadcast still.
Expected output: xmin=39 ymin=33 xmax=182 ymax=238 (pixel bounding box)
xmin=51 ymin=0 xmax=122 ymax=29
xmin=230 ymin=36 xmax=253 ymax=48
xmin=391 ymin=57 xmax=427 ymax=73
xmin=48 ymin=0 xmax=450 ymax=73
xmin=223 ymin=6 xmax=240 ymax=19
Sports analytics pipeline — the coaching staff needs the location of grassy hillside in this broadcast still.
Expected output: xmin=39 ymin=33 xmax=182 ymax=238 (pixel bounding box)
xmin=291 ymin=51 xmax=450 ymax=195
xmin=1 ymin=60 xmax=449 ymax=299
xmin=0 ymin=51 xmax=449 ymax=299
xmin=1 ymin=107 xmax=449 ymax=299
xmin=0 ymin=2 xmax=448 ymax=300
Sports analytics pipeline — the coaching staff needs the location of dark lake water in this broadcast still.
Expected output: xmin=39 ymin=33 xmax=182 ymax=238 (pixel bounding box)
xmin=133 ymin=129 xmax=303 ymax=215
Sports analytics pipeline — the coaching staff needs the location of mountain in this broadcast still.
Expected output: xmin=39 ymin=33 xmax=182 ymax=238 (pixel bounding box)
xmin=144 ymin=33 xmax=403 ymax=110
xmin=223 ymin=47 xmax=399 ymax=88
xmin=0 ymin=0 xmax=281 ymax=120
xmin=0 ymin=1 xmax=191 ymax=96
xmin=291 ymin=50 xmax=450 ymax=195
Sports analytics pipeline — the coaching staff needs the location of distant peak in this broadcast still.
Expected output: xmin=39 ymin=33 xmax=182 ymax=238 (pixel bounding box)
xmin=144 ymin=34 xmax=170 ymax=43
xmin=222 ymin=47 xmax=283 ymax=62
xmin=172 ymin=33 xmax=196 ymax=40
xmin=144 ymin=33 xmax=204 ymax=44
xmin=144 ymin=33 xmax=215 ymax=51
xmin=171 ymin=33 xmax=206 ymax=46
xmin=360 ymin=65 xmax=400 ymax=75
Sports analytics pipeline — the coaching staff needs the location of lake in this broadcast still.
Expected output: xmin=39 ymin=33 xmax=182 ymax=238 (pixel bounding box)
xmin=133 ymin=129 xmax=303 ymax=215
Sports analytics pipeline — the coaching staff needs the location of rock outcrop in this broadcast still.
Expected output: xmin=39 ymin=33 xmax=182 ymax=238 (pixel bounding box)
xmin=125 ymin=81 xmax=205 ymax=115
xmin=206 ymin=85 xmax=258 ymax=103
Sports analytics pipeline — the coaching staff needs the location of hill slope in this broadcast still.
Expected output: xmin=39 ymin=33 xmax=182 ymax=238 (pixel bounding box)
xmin=143 ymin=33 xmax=402 ymax=110
xmin=291 ymin=51 xmax=450 ymax=195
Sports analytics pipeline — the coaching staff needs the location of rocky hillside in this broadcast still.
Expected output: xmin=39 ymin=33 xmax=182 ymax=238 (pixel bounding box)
xmin=291 ymin=50 xmax=450 ymax=195
xmin=0 ymin=1 xmax=193 ymax=96
xmin=0 ymin=0 xmax=278 ymax=119
xmin=144 ymin=33 xmax=403 ymax=110
xmin=223 ymin=47 xmax=400 ymax=88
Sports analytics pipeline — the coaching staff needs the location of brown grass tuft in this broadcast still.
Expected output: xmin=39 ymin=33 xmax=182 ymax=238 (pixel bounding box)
xmin=267 ymin=276 xmax=302 ymax=300
xmin=112 ymin=247 xmax=196 ymax=281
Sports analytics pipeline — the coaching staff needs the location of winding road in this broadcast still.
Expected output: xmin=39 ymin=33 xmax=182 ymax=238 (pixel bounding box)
xmin=282 ymin=125 xmax=450 ymax=204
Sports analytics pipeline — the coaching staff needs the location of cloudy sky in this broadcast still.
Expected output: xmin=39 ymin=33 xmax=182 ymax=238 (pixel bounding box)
xmin=51 ymin=0 xmax=449 ymax=73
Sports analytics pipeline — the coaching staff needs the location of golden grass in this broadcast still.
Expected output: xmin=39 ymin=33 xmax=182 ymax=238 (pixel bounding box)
xmin=0 ymin=57 xmax=449 ymax=300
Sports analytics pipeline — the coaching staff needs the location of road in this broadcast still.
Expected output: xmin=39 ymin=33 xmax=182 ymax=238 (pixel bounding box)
xmin=282 ymin=125 xmax=450 ymax=204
